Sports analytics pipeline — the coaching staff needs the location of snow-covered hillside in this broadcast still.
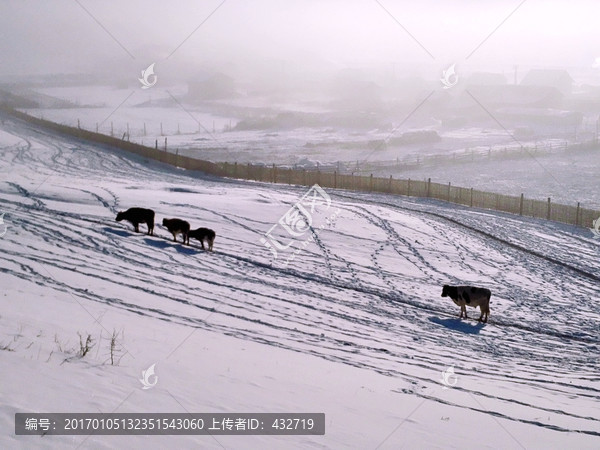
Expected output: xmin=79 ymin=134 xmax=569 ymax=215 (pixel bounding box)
xmin=1 ymin=112 xmax=599 ymax=449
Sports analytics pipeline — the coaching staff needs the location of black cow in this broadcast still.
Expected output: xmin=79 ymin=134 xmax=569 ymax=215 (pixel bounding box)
xmin=116 ymin=207 xmax=155 ymax=235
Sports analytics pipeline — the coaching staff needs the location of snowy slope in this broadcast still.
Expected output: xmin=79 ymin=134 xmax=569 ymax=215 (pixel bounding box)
xmin=0 ymin=112 xmax=599 ymax=449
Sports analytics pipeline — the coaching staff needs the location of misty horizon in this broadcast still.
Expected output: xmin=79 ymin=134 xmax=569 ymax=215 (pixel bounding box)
xmin=1 ymin=0 xmax=599 ymax=86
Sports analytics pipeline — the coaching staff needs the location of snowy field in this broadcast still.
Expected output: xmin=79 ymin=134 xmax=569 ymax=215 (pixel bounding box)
xmin=19 ymin=84 xmax=600 ymax=208
xmin=0 ymin=111 xmax=599 ymax=449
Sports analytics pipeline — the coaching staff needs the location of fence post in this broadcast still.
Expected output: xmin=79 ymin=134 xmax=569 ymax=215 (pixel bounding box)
xmin=519 ymin=193 xmax=524 ymax=216
xmin=247 ymin=162 xmax=251 ymax=180
xmin=164 ymin=137 xmax=167 ymax=151
xmin=547 ymin=197 xmax=551 ymax=220
xmin=317 ymin=170 xmax=321 ymax=186
xmin=389 ymin=175 xmax=392 ymax=193
xmin=234 ymin=162 xmax=238 ymax=178
xmin=334 ymin=171 xmax=337 ymax=189
xmin=369 ymin=174 xmax=373 ymax=192
xmin=407 ymin=178 xmax=411 ymax=196
xmin=576 ymin=202 xmax=580 ymax=226
xmin=111 ymin=121 xmax=114 ymax=137
xmin=426 ymin=178 xmax=431 ymax=197
xmin=155 ymin=139 xmax=158 ymax=150
xmin=470 ymin=188 xmax=473 ymax=207
xmin=447 ymin=182 xmax=451 ymax=202
xmin=302 ymin=169 xmax=306 ymax=186
xmin=272 ymin=163 xmax=276 ymax=183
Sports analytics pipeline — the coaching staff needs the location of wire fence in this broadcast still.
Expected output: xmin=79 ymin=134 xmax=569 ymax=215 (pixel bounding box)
xmin=3 ymin=106 xmax=599 ymax=230
xmin=217 ymin=162 xmax=596 ymax=227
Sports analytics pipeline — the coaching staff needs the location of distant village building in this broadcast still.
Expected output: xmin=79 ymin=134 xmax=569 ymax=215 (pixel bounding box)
xmin=520 ymin=69 xmax=573 ymax=95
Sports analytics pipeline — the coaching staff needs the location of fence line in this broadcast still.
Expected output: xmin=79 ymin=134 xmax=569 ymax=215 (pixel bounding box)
xmin=54 ymin=116 xmax=600 ymax=176
xmin=2 ymin=106 xmax=598 ymax=230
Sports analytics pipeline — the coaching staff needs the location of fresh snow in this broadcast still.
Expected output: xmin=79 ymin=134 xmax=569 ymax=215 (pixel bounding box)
xmin=0 ymin=112 xmax=599 ymax=449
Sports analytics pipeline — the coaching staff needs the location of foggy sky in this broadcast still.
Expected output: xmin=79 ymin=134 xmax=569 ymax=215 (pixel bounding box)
xmin=0 ymin=0 xmax=598 ymax=83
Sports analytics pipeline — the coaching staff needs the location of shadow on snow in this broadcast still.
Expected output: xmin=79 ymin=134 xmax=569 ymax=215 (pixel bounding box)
xmin=428 ymin=316 xmax=486 ymax=335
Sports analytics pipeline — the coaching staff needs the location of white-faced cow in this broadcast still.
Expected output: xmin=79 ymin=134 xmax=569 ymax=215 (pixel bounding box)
xmin=441 ymin=285 xmax=491 ymax=323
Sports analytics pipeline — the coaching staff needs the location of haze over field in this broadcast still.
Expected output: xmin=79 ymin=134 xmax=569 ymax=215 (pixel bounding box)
xmin=1 ymin=0 xmax=599 ymax=78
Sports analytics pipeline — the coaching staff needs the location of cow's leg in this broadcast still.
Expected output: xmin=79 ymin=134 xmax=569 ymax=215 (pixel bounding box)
xmin=481 ymin=302 xmax=489 ymax=323
xmin=200 ymin=240 xmax=205 ymax=250
xmin=134 ymin=222 xmax=139 ymax=233
xmin=462 ymin=305 xmax=467 ymax=319
xmin=172 ymin=233 xmax=177 ymax=242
